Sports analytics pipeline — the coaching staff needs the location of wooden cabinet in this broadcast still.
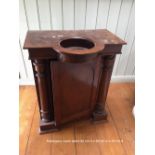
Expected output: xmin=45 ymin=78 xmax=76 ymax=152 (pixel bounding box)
xmin=24 ymin=29 xmax=126 ymax=133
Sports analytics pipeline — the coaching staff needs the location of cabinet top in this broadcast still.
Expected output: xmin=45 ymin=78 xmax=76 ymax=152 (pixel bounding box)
xmin=24 ymin=29 xmax=126 ymax=56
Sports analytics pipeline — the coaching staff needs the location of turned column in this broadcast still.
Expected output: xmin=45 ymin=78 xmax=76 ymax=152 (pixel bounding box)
xmin=32 ymin=59 xmax=53 ymax=123
xmin=93 ymin=55 xmax=116 ymax=121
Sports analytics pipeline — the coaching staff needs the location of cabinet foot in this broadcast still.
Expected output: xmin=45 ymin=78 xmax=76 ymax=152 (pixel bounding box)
xmin=39 ymin=120 xmax=59 ymax=134
xmin=92 ymin=109 xmax=107 ymax=122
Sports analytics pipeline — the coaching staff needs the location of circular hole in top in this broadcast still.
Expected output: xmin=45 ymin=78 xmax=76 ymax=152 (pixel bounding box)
xmin=60 ymin=38 xmax=95 ymax=50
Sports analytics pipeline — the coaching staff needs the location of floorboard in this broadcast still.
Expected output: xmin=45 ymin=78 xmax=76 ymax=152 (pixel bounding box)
xmin=107 ymin=83 xmax=135 ymax=155
xmin=25 ymin=108 xmax=51 ymax=155
xmin=19 ymin=86 xmax=37 ymax=155
xmin=19 ymin=83 xmax=135 ymax=155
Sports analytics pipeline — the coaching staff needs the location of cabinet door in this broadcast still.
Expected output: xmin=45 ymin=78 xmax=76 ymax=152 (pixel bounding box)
xmin=51 ymin=60 xmax=99 ymax=126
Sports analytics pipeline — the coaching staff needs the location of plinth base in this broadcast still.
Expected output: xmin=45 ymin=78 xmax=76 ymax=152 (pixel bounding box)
xmin=92 ymin=110 xmax=107 ymax=122
xmin=39 ymin=120 xmax=58 ymax=134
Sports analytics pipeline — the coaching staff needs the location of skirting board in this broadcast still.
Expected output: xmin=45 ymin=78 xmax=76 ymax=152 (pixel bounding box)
xmin=111 ymin=75 xmax=135 ymax=83
xmin=19 ymin=75 xmax=135 ymax=85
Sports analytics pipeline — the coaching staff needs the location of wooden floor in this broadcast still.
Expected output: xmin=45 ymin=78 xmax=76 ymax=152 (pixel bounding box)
xmin=19 ymin=83 xmax=135 ymax=155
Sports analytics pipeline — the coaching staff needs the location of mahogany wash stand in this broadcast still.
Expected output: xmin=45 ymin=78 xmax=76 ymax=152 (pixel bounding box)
xmin=24 ymin=29 xmax=126 ymax=134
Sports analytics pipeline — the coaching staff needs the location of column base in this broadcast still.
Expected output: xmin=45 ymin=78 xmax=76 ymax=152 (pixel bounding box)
xmin=39 ymin=120 xmax=59 ymax=134
xmin=92 ymin=109 xmax=107 ymax=122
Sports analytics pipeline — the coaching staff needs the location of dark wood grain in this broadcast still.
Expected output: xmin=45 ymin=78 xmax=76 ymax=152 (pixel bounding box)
xmin=24 ymin=29 xmax=126 ymax=133
xmin=93 ymin=55 xmax=116 ymax=121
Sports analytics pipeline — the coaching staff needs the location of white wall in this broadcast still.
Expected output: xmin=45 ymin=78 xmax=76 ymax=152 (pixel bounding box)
xmin=19 ymin=0 xmax=135 ymax=85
